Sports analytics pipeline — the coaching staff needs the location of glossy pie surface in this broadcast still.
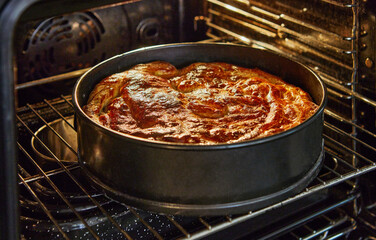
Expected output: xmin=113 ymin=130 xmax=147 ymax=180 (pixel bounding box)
xmin=84 ymin=61 xmax=318 ymax=144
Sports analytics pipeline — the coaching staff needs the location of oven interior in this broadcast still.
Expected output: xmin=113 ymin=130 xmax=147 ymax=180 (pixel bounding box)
xmin=1 ymin=0 xmax=376 ymax=239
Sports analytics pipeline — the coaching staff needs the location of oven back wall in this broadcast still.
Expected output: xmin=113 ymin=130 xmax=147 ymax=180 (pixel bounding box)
xmin=14 ymin=0 xmax=179 ymax=105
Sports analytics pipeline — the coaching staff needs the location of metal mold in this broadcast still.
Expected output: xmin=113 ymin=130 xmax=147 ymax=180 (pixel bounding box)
xmin=31 ymin=116 xmax=77 ymax=163
xmin=73 ymin=42 xmax=327 ymax=216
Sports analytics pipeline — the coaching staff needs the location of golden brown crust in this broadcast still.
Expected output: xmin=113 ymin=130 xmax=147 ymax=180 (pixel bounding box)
xmin=84 ymin=61 xmax=318 ymax=144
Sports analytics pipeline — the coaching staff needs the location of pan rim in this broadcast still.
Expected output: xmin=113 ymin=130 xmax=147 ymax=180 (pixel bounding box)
xmin=73 ymin=42 xmax=327 ymax=150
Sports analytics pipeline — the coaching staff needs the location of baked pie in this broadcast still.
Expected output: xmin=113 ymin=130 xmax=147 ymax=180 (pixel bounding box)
xmin=84 ymin=61 xmax=318 ymax=144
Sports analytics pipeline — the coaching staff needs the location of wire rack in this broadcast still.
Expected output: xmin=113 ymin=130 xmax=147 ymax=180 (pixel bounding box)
xmin=16 ymin=89 xmax=375 ymax=240
xmin=16 ymin=0 xmax=376 ymax=239
xmin=277 ymin=208 xmax=357 ymax=240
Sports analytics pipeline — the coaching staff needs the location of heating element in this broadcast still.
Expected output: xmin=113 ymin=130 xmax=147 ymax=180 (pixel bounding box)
xmin=1 ymin=0 xmax=376 ymax=239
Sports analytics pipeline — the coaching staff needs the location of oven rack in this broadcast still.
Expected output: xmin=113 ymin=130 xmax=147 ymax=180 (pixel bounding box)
xmin=204 ymin=0 xmax=375 ymax=186
xmin=357 ymin=207 xmax=376 ymax=236
xmin=276 ymin=208 xmax=357 ymax=240
xmin=204 ymin=0 xmax=362 ymax=87
xmin=242 ymin=204 xmax=357 ymax=240
xmin=16 ymin=93 xmax=375 ymax=239
xmin=235 ymin=0 xmax=356 ymax=8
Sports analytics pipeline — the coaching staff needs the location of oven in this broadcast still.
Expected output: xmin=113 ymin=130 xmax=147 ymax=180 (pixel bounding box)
xmin=0 ymin=0 xmax=375 ymax=239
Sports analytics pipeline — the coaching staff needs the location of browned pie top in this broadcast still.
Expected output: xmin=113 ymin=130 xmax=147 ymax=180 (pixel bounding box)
xmin=83 ymin=61 xmax=318 ymax=144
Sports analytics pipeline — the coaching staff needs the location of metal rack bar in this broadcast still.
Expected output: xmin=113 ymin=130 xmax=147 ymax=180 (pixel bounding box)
xmin=325 ymin=122 xmax=376 ymax=153
xmin=320 ymin=0 xmax=356 ymax=8
xmin=279 ymin=13 xmax=350 ymax=42
xmin=207 ymin=21 xmax=252 ymax=44
xmin=318 ymin=67 xmax=375 ymax=109
xmin=206 ymin=0 xmax=367 ymax=94
xmin=15 ymin=68 xmax=89 ymax=90
xmin=327 ymin=88 xmax=352 ymax=100
xmin=288 ymin=214 xmax=355 ymax=240
xmin=128 ymin=208 xmax=163 ymax=240
xmin=18 ymin=173 xmax=70 ymax=240
xmin=240 ymin=0 xmax=353 ymax=40
xmin=206 ymin=22 xmax=356 ymax=74
xmin=244 ymin=197 xmax=357 ymax=240
xmin=208 ymin=9 xmax=277 ymax=38
xmin=20 ymin=164 xmax=80 ymax=184
xmin=320 ymin=71 xmax=376 ymax=108
xmin=349 ymin=2 xmax=360 ymax=211
xmin=326 ymin=227 xmax=355 ymax=240
xmin=210 ymin=0 xmax=352 ymax=48
xmin=17 ymin=141 xmax=100 ymax=239
xmin=324 ymin=165 xmax=345 ymax=178
xmin=315 ymin=177 xmax=327 ymax=185
xmin=323 ymin=134 xmax=374 ymax=165
xmin=248 ymin=5 xmax=280 ymax=20
xmin=61 ymin=95 xmax=75 ymax=108
xmin=321 ymin=162 xmax=356 ymax=192
xmin=17 ymin=103 xmax=133 ymax=240
xmin=279 ymin=38 xmax=353 ymax=69
xmin=44 ymin=99 xmax=75 ymax=129
xmin=165 ymin=216 xmax=191 ymax=238
xmin=324 ymin=149 xmax=357 ymax=171
xmin=318 ymin=70 xmax=353 ymax=87
xmin=290 ymin=231 xmax=300 ymax=239
xmin=180 ymin=187 xmax=360 ymax=240
xmin=27 ymin=104 xmax=77 ymax=156
xmin=199 ymin=218 xmax=212 ymax=230
xmin=325 ymin=109 xmax=376 ymax=139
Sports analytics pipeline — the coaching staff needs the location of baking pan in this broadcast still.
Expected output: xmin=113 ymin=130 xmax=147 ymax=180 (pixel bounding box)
xmin=31 ymin=116 xmax=77 ymax=163
xmin=73 ymin=43 xmax=327 ymax=216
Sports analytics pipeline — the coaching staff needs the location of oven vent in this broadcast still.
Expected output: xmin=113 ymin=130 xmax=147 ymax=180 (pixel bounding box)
xmin=23 ymin=12 xmax=105 ymax=52
xmin=16 ymin=7 xmax=132 ymax=84
xmin=15 ymin=0 xmax=176 ymax=88
xmin=20 ymin=12 xmax=106 ymax=82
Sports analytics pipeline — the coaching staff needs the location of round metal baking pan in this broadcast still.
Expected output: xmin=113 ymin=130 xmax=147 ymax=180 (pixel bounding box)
xmin=31 ymin=116 xmax=77 ymax=163
xmin=73 ymin=43 xmax=327 ymax=216
xmin=80 ymin=145 xmax=324 ymax=215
